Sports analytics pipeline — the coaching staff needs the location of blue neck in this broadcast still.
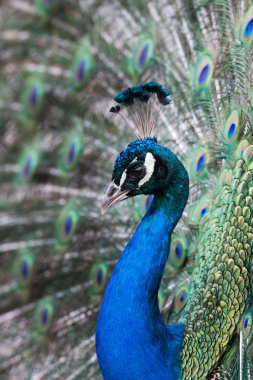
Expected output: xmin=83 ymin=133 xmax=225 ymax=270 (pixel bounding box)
xmin=96 ymin=157 xmax=189 ymax=380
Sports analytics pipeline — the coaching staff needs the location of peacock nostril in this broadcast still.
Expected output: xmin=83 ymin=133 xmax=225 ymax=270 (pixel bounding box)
xmin=108 ymin=187 xmax=117 ymax=197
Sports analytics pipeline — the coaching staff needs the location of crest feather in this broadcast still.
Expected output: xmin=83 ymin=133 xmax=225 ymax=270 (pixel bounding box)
xmin=109 ymin=82 xmax=171 ymax=139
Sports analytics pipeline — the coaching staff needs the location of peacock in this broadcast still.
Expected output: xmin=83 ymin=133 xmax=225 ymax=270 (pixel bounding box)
xmin=0 ymin=0 xmax=253 ymax=379
xmin=96 ymin=82 xmax=252 ymax=380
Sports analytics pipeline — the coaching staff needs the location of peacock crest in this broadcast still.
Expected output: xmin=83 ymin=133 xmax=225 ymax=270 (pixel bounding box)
xmin=109 ymin=82 xmax=171 ymax=139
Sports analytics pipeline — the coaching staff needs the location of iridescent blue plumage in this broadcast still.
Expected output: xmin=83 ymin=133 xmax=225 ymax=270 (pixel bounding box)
xmin=96 ymin=137 xmax=189 ymax=379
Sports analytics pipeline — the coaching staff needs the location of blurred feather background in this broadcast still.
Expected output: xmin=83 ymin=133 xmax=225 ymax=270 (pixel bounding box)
xmin=0 ymin=0 xmax=253 ymax=379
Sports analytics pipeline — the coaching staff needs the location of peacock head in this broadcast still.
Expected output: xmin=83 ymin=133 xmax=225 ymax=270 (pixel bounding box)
xmin=101 ymin=137 xmax=185 ymax=214
xmin=101 ymin=82 xmax=188 ymax=214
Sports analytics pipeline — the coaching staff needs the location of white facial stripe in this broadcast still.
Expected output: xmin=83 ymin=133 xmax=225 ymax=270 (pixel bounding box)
xmin=119 ymin=169 xmax=127 ymax=187
xmin=138 ymin=152 xmax=156 ymax=187
xmin=119 ymin=157 xmax=137 ymax=188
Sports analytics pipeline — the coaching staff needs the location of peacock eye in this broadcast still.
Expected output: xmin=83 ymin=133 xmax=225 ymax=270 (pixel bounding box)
xmin=157 ymin=164 xmax=167 ymax=178
xmin=128 ymin=164 xmax=145 ymax=179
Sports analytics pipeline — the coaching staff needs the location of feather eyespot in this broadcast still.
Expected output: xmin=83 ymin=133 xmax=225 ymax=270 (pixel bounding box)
xmin=240 ymin=6 xmax=253 ymax=44
xmin=223 ymin=110 xmax=239 ymax=143
xmin=193 ymin=148 xmax=209 ymax=177
xmin=196 ymin=154 xmax=206 ymax=173
xmin=21 ymin=260 xmax=29 ymax=279
xmin=56 ymin=204 xmax=79 ymax=246
xmin=133 ymin=39 xmax=153 ymax=71
xmin=138 ymin=44 xmax=150 ymax=67
xmin=228 ymin=123 xmax=236 ymax=138
xmin=198 ymin=64 xmax=210 ymax=85
xmin=14 ymin=249 xmax=35 ymax=288
xmin=67 ymin=143 xmax=76 ymax=164
xmin=187 ymin=250 xmax=196 ymax=270
xmin=244 ymin=145 xmax=253 ymax=164
xmin=23 ymin=157 xmax=32 ymax=178
xmin=200 ymin=206 xmax=208 ymax=217
xmin=241 ymin=311 xmax=252 ymax=339
xmin=193 ymin=54 xmax=214 ymax=90
xmin=75 ymin=60 xmax=86 ymax=83
xmin=245 ymin=18 xmax=253 ymax=38
xmin=70 ymin=39 xmax=94 ymax=90
xmin=61 ymin=215 xmax=75 ymax=241
xmin=235 ymin=139 xmax=249 ymax=159
xmin=41 ymin=308 xmax=48 ymax=326
xmin=188 ymin=147 xmax=209 ymax=180
xmin=96 ymin=269 xmax=103 ymax=286
xmin=196 ymin=201 xmax=211 ymax=221
xmin=244 ymin=316 xmax=249 ymax=329
xmin=90 ymin=263 xmax=109 ymax=295
xmin=169 ymin=238 xmax=187 ymax=269
xmin=128 ymin=35 xmax=154 ymax=77
xmin=175 ymin=243 xmax=182 ymax=258
xmin=29 ymin=87 xmax=38 ymax=109
xmin=16 ymin=147 xmax=40 ymax=186
xmin=59 ymin=129 xmax=83 ymax=172
xmin=64 ymin=216 xmax=73 ymax=237
xmin=34 ymin=299 xmax=55 ymax=335
xmin=22 ymin=77 xmax=44 ymax=115
xmin=174 ymin=286 xmax=189 ymax=313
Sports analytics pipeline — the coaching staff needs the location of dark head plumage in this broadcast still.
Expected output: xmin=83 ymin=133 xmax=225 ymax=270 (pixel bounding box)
xmin=101 ymin=137 xmax=188 ymax=214
xmin=113 ymin=137 xmax=157 ymax=184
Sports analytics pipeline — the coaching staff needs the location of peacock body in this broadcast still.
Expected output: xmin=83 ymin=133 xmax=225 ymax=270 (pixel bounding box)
xmin=0 ymin=0 xmax=253 ymax=379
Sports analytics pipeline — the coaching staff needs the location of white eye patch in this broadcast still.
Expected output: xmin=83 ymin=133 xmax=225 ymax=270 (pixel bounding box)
xmin=119 ymin=169 xmax=127 ymax=187
xmin=118 ymin=153 xmax=156 ymax=188
xmin=119 ymin=157 xmax=137 ymax=187
xmin=138 ymin=152 xmax=156 ymax=187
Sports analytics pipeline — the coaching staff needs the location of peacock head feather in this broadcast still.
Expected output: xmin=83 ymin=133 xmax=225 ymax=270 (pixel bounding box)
xmin=101 ymin=82 xmax=189 ymax=214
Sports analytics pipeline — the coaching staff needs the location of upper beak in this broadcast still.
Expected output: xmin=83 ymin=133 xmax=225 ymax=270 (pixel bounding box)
xmin=100 ymin=181 xmax=130 ymax=214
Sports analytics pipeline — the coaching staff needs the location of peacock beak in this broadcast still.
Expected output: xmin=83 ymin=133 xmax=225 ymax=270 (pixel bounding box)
xmin=100 ymin=181 xmax=130 ymax=215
